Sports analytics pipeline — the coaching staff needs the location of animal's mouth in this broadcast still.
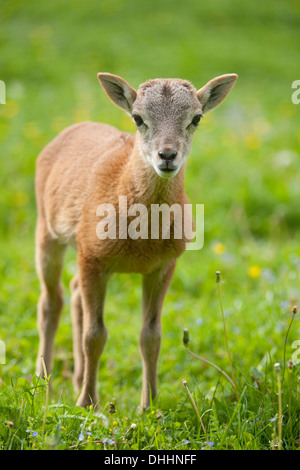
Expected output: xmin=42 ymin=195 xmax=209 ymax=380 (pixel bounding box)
xmin=157 ymin=161 xmax=178 ymax=173
xmin=156 ymin=162 xmax=179 ymax=179
xmin=160 ymin=167 xmax=177 ymax=173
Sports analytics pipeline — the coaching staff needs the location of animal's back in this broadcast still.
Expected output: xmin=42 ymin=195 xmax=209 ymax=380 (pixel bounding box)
xmin=35 ymin=121 xmax=135 ymax=244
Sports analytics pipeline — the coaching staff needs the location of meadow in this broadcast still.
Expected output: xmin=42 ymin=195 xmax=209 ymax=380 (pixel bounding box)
xmin=0 ymin=0 xmax=300 ymax=450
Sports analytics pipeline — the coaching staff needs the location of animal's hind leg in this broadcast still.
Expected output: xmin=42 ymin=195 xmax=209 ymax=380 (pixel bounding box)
xmin=35 ymin=220 xmax=66 ymax=378
xmin=70 ymin=274 xmax=84 ymax=393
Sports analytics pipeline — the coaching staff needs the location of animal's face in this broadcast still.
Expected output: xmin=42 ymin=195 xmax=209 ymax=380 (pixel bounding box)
xmin=131 ymin=79 xmax=202 ymax=178
xmin=98 ymin=72 xmax=238 ymax=178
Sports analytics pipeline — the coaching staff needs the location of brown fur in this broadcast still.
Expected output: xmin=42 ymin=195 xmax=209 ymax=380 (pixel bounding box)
xmin=35 ymin=73 xmax=237 ymax=409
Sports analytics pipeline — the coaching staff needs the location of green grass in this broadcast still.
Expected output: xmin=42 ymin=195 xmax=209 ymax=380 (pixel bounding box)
xmin=1 ymin=0 xmax=300 ymax=450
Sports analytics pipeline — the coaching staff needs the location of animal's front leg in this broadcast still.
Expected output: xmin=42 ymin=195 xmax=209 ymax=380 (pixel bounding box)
xmin=140 ymin=261 xmax=176 ymax=412
xmin=76 ymin=255 xmax=109 ymax=408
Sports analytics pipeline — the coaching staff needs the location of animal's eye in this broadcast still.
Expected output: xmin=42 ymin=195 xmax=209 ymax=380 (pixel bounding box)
xmin=132 ymin=114 xmax=144 ymax=127
xmin=191 ymin=114 xmax=202 ymax=126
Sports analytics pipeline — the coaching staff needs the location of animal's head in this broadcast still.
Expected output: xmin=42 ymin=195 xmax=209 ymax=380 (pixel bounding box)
xmin=98 ymin=72 xmax=238 ymax=179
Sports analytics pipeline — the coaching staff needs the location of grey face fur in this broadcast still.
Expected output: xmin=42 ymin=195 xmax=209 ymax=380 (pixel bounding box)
xmin=132 ymin=79 xmax=202 ymax=178
xmin=98 ymin=73 xmax=238 ymax=179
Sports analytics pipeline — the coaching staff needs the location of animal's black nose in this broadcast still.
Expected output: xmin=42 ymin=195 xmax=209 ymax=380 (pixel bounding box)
xmin=158 ymin=150 xmax=177 ymax=161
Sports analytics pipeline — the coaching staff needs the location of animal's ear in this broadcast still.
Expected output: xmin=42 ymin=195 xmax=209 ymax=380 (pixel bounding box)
xmin=197 ymin=74 xmax=238 ymax=114
xmin=97 ymin=73 xmax=137 ymax=114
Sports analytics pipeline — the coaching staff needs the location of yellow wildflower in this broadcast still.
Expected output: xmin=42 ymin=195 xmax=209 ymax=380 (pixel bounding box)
xmin=23 ymin=121 xmax=41 ymax=139
xmin=245 ymin=133 xmax=262 ymax=151
xmin=248 ymin=266 xmax=261 ymax=278
xmin=1 ymin=100 xmax=19 ymax=119
xmin=212 ymin=242 xmax=226 ymax=255
xmin=13 ymin=192 xmax=29 ymax=207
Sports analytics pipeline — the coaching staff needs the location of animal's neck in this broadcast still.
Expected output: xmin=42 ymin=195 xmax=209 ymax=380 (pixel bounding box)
xmin=119 ymin=134 xmax=186 ymax=207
